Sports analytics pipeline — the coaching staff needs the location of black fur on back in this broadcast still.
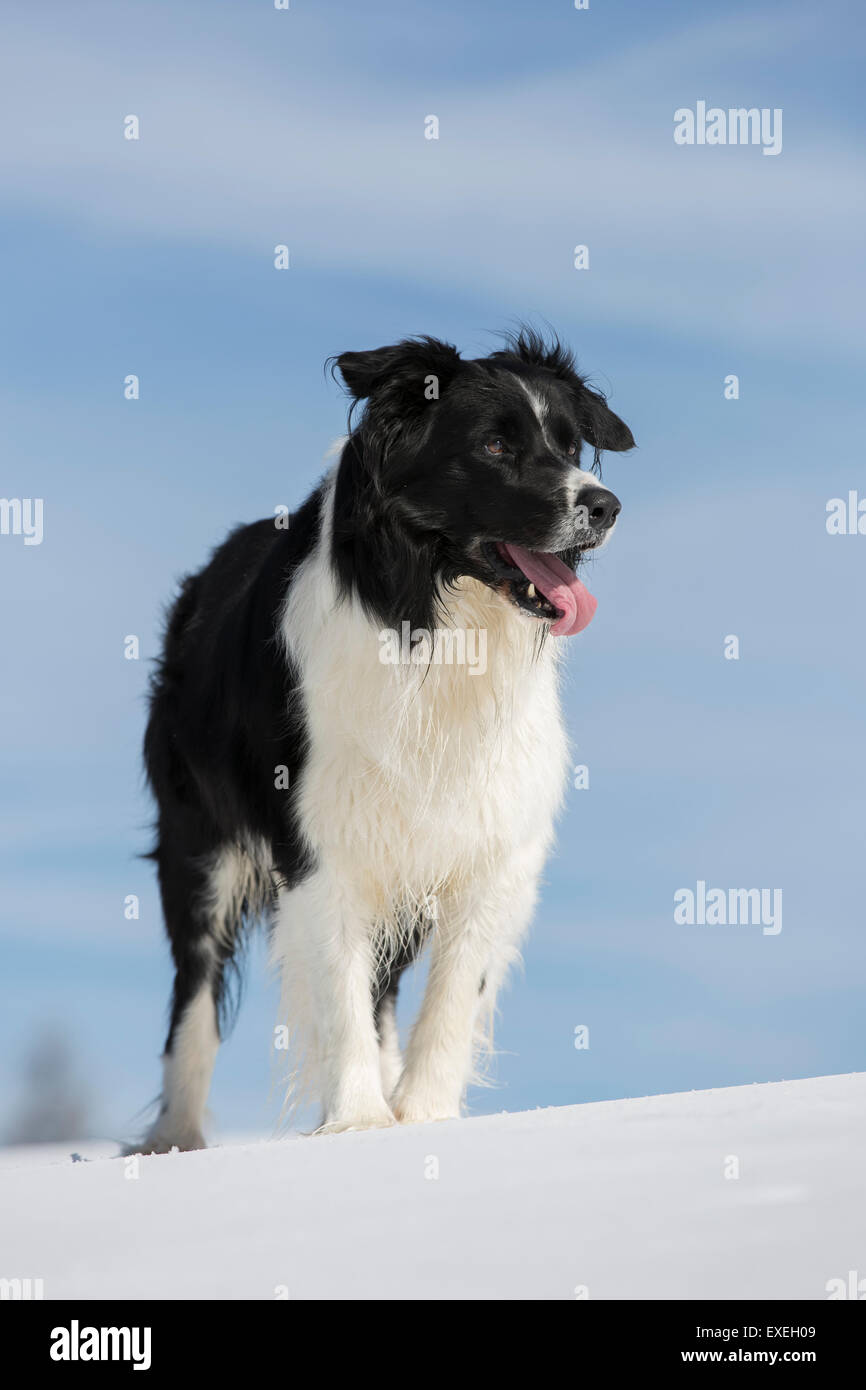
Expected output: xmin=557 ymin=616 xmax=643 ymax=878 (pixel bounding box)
xmin=143 ymin=488 xmax=322 ymax=1036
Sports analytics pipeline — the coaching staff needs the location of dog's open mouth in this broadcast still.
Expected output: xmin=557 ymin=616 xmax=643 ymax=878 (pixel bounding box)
xmin=481 ymin=541 xmax=598 ymax=637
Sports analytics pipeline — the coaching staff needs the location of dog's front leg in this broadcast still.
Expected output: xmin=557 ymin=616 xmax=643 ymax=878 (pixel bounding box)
xmin=392 ymin=862 xmax=544 ymax=1125
xmin=391 ymin=873 xmax=531 ymax=1124
xmin=391 ymin=909 xmax=491 ymax=1124
xmin=274 ymin=873 xmax=394 ymax=1133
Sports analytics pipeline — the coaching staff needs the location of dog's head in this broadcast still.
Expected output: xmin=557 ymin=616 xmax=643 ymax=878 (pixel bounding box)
xmin=333 ymin=329 xmax=635 ymax=636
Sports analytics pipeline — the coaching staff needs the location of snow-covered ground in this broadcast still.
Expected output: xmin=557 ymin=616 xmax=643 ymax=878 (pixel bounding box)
xmin=2 ymin=1073 xmax=863 ymax=1300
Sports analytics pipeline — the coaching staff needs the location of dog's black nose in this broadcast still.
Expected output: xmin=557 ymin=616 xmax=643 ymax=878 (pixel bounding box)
xmin=581 ymin=487 xmax=621 ymax=530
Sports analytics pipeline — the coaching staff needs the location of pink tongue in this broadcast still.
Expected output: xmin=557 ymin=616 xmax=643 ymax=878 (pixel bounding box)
xmin=502 ymin=544 xmax=597 ymax=637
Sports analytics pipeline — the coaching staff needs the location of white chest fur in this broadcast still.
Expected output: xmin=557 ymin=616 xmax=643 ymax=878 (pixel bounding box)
xmin=284 ymin=543 xmax=569 ymax=918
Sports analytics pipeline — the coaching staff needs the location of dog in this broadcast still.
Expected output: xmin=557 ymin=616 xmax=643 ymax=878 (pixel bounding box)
xmin=138 ymin=329 xmax=634 ymax=1150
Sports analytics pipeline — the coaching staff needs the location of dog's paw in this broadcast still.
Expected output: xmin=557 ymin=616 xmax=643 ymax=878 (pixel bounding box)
xmin=316 ymin=1106 xmax=396 ymax=1135
xmin=127 ymin=1128 xmax=207 ymax=1155
xmin=391 ymin=1094 xmax=460 ymax=1126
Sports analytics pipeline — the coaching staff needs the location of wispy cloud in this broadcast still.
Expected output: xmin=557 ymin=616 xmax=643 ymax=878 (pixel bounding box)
xmin=2 ymin=5 xmax=863 ymax=356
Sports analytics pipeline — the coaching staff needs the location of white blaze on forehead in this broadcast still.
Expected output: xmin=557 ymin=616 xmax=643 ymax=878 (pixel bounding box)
xmin=509 ymin=375 xmax=590 ymax=548
xmin=514 ymin=376 xmax=583 ymax=466
xmin=515 ymin=377 xmax=552 ymax=440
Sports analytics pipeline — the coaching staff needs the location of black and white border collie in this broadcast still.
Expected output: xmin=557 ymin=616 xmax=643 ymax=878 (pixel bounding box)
xmin=138 ymin=330 xmax=634 ymax=1150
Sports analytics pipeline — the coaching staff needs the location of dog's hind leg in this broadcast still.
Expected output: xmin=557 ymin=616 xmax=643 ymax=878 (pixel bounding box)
xmin=372 ymin=912 xmax=430 ymax=1102
xmin=139 ymin=840 xmax=256 ymax=1154
xmin=146 ymin=980 xmax=218 ymax=1154
xmin=375 ymin=983 xmax=403 ymax=1102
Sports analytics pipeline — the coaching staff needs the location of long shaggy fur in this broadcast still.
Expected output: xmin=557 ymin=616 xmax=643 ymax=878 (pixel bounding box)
xmin=135 ymin=330 xmax=634 ymax=1150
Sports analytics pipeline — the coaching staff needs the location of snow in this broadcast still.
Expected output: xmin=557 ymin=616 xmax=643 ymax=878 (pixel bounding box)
xmin=3 ymin=1073 xmax=864 ymax=1300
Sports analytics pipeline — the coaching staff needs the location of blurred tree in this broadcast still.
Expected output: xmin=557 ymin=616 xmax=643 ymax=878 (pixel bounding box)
xmin=3 ymin=1028 xmax=92 ymax=1144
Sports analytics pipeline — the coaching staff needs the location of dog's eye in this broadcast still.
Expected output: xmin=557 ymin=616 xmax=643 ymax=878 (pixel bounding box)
xmin=566 ymin=441 xmax=578 ymax=457
xmin=485 ymin=439 xmax=505 ymax=456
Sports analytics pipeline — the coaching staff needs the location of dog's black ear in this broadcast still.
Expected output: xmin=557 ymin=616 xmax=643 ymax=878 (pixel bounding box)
xmin=493 ymin=330 xmax=635 ymax=453
xmin=579 ymin=386 xmax=635 ymax=453
xmin=333 ymin=337 xmax=462 ymax=403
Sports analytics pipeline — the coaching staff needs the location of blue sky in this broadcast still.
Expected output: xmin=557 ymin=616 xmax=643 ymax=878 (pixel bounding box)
xmin=1 ymin=0 xmax=864 ymax=1140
